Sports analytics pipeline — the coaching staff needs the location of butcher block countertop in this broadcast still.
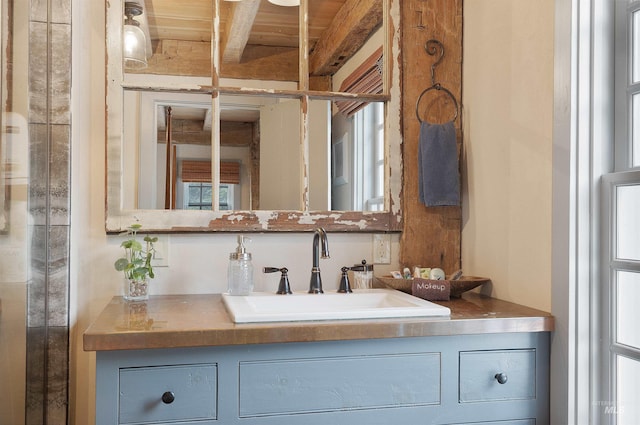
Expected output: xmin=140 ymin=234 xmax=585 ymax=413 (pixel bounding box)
xmin=83 ymin=292 xmax=554 ymax=352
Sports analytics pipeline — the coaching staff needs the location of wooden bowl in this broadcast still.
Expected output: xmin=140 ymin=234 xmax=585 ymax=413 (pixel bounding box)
xmin=375 ymin=276 xmax=490 ymax=298
xmin=448 ymin=277 xmax=490 ymax=297
xmin=374 ymin=276 xmax=413 ymax=293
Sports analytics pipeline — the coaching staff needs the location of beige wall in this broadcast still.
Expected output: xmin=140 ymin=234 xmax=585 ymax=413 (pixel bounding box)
xmin=0 ymin=285 xmax=26 ymax=425
xmin=461 ymin=0 xmax=554 ymax=311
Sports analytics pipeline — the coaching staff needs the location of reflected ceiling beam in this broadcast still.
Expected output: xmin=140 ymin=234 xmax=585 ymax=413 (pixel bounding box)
xmin=158 ymin=106 xmax=167 ymax=129
xmin=157 ymin=121 xmax=254 ymax=147
xmin=157 ymin=120 xmax=211 ymax=145
xmin=309 ymin=0 xmax=383 ymax=76
xmin=222 ymin=0 xmax=261 ymax=64
xmin=220 ymin=121 xmax=255 ymax=147
xmin=203 ymin=109 xmax=212 ymax=131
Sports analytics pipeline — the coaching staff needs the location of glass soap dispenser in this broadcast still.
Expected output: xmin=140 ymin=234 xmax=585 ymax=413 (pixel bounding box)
xmin=227 ymin=235 xmax=254 ymax=295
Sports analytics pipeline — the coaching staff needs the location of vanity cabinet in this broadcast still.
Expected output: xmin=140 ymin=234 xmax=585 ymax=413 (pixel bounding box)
xmin=95 ymin=332 xmax=549 ymax=425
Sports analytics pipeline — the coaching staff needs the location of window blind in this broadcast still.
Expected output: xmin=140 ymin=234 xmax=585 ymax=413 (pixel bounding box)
xmin=335 ymin=46 xmax=383 ymax=117
xmin=181 ymin=160 xmax=240 ymax=185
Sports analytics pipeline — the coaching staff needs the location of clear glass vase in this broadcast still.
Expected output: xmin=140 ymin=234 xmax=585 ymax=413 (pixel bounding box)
xmin=123 ymin=277 xmax=149 ymax=301
xmin=125 ymin=301 xmax=152 ymax=330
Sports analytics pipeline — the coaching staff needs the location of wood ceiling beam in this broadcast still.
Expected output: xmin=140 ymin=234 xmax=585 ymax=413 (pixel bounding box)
xmin=220 ymin=45 xmax=299 ymax=81
xmin=157 ymin=121 xmax=254 ymax=147
xmin=138 ymin=40 xmax=299 ymax=81
xmin=309 ymin=0 xmax=383 ymax=76
xmin=158 ymin=119 xmax=211 ymax=146
xmin=157 ymin=130 xmax=211 ymax=146
xmin=222 ymin=0 xmax=261 ymax=64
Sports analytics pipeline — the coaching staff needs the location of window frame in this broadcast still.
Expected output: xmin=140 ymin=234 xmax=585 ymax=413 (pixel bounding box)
xmin=350 ymin=102 xmax=385 ymax=212
xmin=551 ymin=0 xmax=615 ymax=422
xmin=599 ymin=1 xmax=640 ymax=423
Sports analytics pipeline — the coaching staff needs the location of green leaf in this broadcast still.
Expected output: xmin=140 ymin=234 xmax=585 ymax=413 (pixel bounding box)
xmin=114 ymin=258 xmax=129 ymax=271
xmin=133 ymin=266 xmax=148 ymax=275
xmin=129 ymin=240 xmax=143 ymax=252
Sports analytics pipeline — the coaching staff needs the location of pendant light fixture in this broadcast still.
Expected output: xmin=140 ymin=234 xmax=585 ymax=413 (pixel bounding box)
xmin=123 ymin=2 xmax=148 ymax=70
xmin=224 ymin=0 xmax=299 ymax=5
xmin=267 ymin=0 xmax=300 ymax=5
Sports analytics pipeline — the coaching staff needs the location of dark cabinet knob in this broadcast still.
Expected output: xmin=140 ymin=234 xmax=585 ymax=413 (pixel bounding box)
xmin=494 ymin=373 xmax=508 ymax=384
xmin=161 ymin=391 xmax=175 ymax=404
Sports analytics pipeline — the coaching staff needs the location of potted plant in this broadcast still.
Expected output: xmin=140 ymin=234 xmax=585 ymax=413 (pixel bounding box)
xmin=114 ymin=223 xmax=158 ymax=301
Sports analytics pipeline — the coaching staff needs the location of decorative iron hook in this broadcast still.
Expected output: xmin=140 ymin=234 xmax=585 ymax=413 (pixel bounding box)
xmin=425 ymin=39 xmax=444 ymax=86
xmin=415 ymin=39 xmax=459 ymax=123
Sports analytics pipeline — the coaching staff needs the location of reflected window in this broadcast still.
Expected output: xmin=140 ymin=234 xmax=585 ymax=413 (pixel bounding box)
xmin=183 ymin=182 xmax=235 ymax=210
xmin=353 ymin=102 xmax=384 ymax=211
xmin=184 ymin=182 xmax=212 ymax=210
xmin=219 ymin=184 xmax=235 ymax=210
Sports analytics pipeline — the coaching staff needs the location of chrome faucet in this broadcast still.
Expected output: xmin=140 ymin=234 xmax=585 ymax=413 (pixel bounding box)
xmin=309 ymin=228 xmax=330 ymax=293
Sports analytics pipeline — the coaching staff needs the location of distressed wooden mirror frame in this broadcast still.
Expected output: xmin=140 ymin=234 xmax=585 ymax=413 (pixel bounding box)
xmin=105 ymin=0 xmax=402 ymax=233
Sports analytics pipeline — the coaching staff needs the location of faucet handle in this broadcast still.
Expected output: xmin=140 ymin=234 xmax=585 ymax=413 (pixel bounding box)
xmin=263 ymin=267 xmax=281 ymax=273
xmin=337 ymin=266 xmax=353 ymax=293
xmin=263 ymin=267 xmax=292 ymax=294
xmin=351 ymin=259 xmax=372 ymax=272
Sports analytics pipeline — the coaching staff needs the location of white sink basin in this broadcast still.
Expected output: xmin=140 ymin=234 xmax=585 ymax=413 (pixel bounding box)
xmin=222 ymin=288 xmax=450 ymax=323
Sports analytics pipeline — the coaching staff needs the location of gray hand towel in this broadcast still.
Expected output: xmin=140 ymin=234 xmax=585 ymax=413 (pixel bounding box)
xmin=418 ymin=121 xmax=460 ymax=206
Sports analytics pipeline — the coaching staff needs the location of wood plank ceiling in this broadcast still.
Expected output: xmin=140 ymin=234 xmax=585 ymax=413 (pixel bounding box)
xmin=134 ymin=0 xmax=382 ymax=142
xmin=135 ymin=0 xmax=381 ymax=78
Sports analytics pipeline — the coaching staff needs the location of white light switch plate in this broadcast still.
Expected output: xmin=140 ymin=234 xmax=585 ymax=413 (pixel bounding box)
xmin=373 ymin=234 xmax=391 ymax=264
xmin=151 ymin=235 xmax=169 ymax=267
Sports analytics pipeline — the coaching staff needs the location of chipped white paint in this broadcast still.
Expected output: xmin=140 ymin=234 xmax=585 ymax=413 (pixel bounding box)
xmin=123 ymin=74 xmax=210 ymax=91
xmin=219 ymin=78 xmax=296 ymax=91
xmin=388 ymin=0 xmax=403 ymax=221
xmin=251 ymin=211 xmax=278 ymax=230
xmin=295 ymin=213 xmax=371 ymax=230
xmin=238 ymin=87 xmax=277 ymax=94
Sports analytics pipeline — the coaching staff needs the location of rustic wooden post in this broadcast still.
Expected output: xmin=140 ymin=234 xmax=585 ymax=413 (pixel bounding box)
xmin=400 ymin=0 xmax=463 ymax=274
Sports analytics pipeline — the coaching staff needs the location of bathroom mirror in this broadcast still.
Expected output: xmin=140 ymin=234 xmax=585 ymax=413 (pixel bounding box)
xmin=106 ymin=0 xmax=402 ymax=232
xmin=0 ymin=124 xmax=5 ymax=234
xmin=123 ymin=90 xmax=387 ymax=212
xmin=0 ymin=5 xmax=6 ymax=234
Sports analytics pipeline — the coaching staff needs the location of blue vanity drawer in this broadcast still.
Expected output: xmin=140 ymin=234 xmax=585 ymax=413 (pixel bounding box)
xmin=459 ymin=349 xmax=536 ymax=403
xmin=238 ymin=353 xmax=441 ymax=417
xmin=462 ymin=420 xmax=535 ymax=425
xmin=119 ymin=364 xmax=217 ymax=424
